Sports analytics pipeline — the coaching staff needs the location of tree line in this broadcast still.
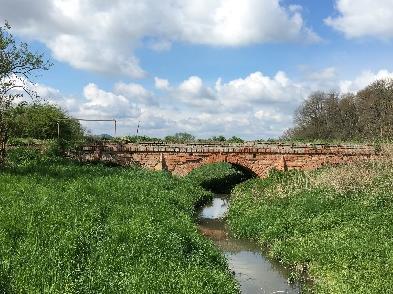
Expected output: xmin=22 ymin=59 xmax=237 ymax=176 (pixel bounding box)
xmin=117 ymin=133 xmax=244 ymax=144
xmin=284 ymin=79 xmax=393 ymax=142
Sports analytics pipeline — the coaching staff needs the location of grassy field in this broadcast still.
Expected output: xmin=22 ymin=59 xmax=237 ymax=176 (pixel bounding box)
xmin=0 ymin=149 xmax=240 ymax=293
xmin=227 ymin=156 xmax=393 ymax=293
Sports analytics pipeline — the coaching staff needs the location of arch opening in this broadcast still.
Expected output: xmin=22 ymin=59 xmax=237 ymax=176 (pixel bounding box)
xmin=186 ymin=161 xmax=256 ymax=194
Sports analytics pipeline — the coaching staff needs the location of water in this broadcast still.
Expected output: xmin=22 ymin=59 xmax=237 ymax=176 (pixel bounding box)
xmin=198 ymin=194 xmax=300 ymax=294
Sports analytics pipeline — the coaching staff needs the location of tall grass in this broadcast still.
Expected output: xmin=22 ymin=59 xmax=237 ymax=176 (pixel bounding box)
xmin=0 ymin=149 xmax=239 ymax=293
xmin=228 ymin=155 xmax=393 ymax=293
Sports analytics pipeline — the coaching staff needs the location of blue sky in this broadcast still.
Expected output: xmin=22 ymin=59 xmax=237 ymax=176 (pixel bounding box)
xmin=2 ymin=0 xmax=393 ymax=139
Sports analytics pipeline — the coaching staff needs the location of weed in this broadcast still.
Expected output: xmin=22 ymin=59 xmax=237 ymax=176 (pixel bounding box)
xmin=0 ymin=152 xmax=239 ymax=293
xmin=228 ymin=158 xmax=393 ymax=293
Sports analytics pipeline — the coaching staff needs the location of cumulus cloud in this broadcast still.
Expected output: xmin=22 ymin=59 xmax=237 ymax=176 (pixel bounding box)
xmin=128 ymin=71 xmax=312 ymax=138
xmin=21 ymin=68 xmax=393 ymax=139
xmin=0 ymin=0 xmax=318 ymax=77
xmin=177 ymin=76 xmax=216 ymax=105
xmin=326 ymin=0 xmax=393 ymax=39
xmin=254 ymin=109 xmax=287 ymax=122
xmin=30 ymin=82 xmax=144 ymax=120
xmin=154 ymin=77 xmax=170 ymax=90
xmin=215 ymin=71 xmax=304 ymax=109
xmin=114 ymin=82 xmax=155 ymax=104
xmin=339 ymin=69 xmax=393 ymax=93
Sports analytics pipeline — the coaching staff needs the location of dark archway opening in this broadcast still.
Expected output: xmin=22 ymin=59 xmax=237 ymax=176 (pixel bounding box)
xmin=187 ymin=162 xmax=256 ymax=194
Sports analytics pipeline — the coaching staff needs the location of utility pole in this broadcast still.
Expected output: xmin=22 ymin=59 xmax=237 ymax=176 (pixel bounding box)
xmin=136 ymin=121 xmax=141 ymax=135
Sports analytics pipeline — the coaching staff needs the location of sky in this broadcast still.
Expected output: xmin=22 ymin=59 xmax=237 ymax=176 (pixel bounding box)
xmin=2 ymin=0 xmax=393 ymax=139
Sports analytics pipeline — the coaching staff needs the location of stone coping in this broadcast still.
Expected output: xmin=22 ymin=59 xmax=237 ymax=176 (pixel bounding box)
xmin=78 ymin=142 xmax=377 ymax=155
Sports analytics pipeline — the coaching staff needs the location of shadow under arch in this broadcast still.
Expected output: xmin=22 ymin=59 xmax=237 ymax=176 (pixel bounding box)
xmin=223 ymin=158 xmax=258 ymax=178
xmin=188 ymin=160 xmax=256 ymax=194
xmin=225 ymin=162 xmax=258 ymax=179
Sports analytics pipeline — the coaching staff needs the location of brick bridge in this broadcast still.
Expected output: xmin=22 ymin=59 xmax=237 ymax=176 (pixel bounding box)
xmin=72 ymin=142 xmax=378 ymax=178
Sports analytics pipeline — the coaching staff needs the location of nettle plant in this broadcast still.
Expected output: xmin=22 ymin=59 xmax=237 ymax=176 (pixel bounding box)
xmin=0 ymin=21 xmax=51 ymax=166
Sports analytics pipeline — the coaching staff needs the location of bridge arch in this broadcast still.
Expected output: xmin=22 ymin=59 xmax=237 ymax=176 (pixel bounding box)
xmin=195 ymin=158 xmax=258 ymax=177
xmin=172 ymin=153 xmax=262 ymax=178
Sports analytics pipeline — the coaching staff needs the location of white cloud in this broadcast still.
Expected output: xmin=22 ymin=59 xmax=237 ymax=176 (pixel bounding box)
xmin=179 ymin=76 xmax=204 ymax=95
xmin=154 ymin=77 xmax=170 ymax=90
xmin=326 ymin=0 xmax=393 ymax=39
xmin=163 ymin=76 xmax=217 ymax=108
xmin=114 ymin=82 xmax=155 ymax=104
xmin=215 ymin=71 xmax=305 ymax=112
xmin=132 ymin=71 xmax=310 ymax=137
xmin=80 ymin=83 xmax=141 ymax=119
xmin=254 ymin=109 xmax=286 ymax=122
xmin=20 ymin=67 xmax=393 ymax=139
xmin=0 ymin=0 xmax=318 ymax=77
xmin=306 ymin=67 xmax=336 ymax=81
xmin=339 ymin=69 xmax=393 ymax=93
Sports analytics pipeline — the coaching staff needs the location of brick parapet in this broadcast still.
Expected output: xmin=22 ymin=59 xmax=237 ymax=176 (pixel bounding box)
xmin=79 ymin=142 xmax=377 ymax=156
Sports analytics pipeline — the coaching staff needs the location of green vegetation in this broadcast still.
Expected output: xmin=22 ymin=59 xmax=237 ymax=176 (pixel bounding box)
xmin=285 ymin=79 xmax=393 ymax=142
xmin=227 ymin=157 xmax=393 ymax=293
xmin=199 ymin=136 xmax=244 ymax=144
xmin=165 ymin=132 xmax=196 ymax=143
xmin=116 ymin=135 xmax=163 ymax=143
xmin=9 ymin=103 xmax=83 ymax=141
xmin=0 ymin=22 xmax=51 ymax=167
xmin=0 ymin=150 xmax=239 ymax=293
xmin=186 ymin=162 xmax=253 ymax=193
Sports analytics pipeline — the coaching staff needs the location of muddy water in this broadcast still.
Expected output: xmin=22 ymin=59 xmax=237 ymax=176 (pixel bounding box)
xmin=198 ymin=194 xmax=300 ymax=294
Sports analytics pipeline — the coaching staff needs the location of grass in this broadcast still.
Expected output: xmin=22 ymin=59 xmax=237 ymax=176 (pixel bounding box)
xmin=227 ymin=157 xmax=393 ymax=293
xmin=0 ymin=149 xmax=239 ymax=293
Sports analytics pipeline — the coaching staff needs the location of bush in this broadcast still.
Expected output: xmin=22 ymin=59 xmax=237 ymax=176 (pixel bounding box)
xmin=9 ymin=103 xmax=84 ymax=141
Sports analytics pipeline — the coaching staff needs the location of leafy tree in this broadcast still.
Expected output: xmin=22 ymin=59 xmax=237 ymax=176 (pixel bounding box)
xmin=0 ymin=22 xmax=51 ymax=166
xmin=290 ymin=91 xmax=330 ymax=140
xmin=116 ymin=135 xmax=163 ymax=143
xmin=226 ymin=136 xmax=244 ymax=143
xmin=285 ymin=78 xmax=393 ymax=142
xmin=164 ymin=132 xmax=195 ymax=143
xmin=337 ymin=93 xmax=359 ymax=140
xmin=9 ymin=103 xmax=83 ymax=141
xmin=209 ymin=135 xmax=226 ymax=142
xmin=356 ymin=79 xmax=393 ymax=140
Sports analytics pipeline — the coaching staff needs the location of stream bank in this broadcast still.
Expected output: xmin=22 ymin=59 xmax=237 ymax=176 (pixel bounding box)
xmin=197 ymin=194 xmax=300 ymax=294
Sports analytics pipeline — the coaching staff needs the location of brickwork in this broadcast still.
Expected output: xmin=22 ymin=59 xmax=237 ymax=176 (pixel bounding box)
xmin=71 ymin=142 xmax=378 ymax=178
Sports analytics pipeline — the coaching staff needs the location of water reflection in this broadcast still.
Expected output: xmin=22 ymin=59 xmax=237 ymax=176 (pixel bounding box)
xmin=198 ymin=195 xmax=300 ymax=294
xmin=199 ymin=196 xmax=229 ymax=219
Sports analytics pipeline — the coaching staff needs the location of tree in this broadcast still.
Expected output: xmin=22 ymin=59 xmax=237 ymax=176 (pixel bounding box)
xmin=226 ymin=136 xmax=244 ymax=143
xmin=209 ymin=135 xmax=226 ymax=142
xmin=356 ymin=79 xmax=393 ymax=140
xmin=9 ymin=103 xmax=83 ymax=141
xmin=284 ymin=78 xmax=393 ymax=142
xmin=164 ymin=132 xmax=195 ymax=143
xmin=292 ymin=91 xmax=331 ymax=140
xmin=0 ymin=22 xmax=51 ymax=166
xmin=288 ymin=91 xmax=349 ymax=141
xmin=337 ymin=93 xmax=359 ymax=140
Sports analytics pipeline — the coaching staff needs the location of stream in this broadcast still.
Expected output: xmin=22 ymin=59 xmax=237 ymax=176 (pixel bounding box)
xmin=197 ymin=194 xmax=300 ymax=294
